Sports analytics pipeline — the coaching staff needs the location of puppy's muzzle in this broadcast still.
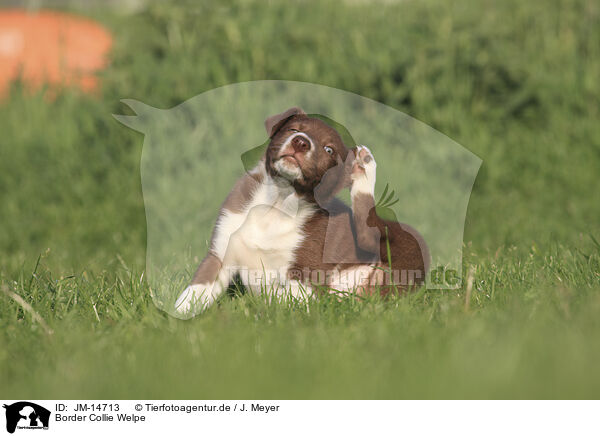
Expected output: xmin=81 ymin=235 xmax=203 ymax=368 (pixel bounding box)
xmin=291 ymin=135 xmax=310 ymax=153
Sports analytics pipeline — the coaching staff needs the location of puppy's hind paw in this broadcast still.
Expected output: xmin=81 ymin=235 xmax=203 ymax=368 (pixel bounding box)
xmin=351 ymin=145 xmax=377 ymax=196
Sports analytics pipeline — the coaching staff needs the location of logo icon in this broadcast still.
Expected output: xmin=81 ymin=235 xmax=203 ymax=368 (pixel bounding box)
xmin=3 ymin=402 xmax=50 ymax=434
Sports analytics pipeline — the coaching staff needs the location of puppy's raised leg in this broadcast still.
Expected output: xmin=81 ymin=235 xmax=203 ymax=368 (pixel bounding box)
xmin=350 ymin=145 xmax=381 ymax=256
xmin=175 ymin=171 xmax=262 ymax=316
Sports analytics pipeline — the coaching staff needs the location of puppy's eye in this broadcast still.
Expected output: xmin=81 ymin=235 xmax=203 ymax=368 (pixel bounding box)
xmin=289 ymin=128 xmax=299 ymax=133
xmin=324 ymin=146 xmax=334 ymax=155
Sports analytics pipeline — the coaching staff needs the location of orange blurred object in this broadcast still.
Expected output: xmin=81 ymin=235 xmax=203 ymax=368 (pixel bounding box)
xmin=0 ymin=9 xmax=112 ymax=96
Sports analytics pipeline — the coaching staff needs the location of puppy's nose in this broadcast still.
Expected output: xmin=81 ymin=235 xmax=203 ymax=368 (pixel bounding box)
xmin=292 ymin=135 xmax=310 ymax=153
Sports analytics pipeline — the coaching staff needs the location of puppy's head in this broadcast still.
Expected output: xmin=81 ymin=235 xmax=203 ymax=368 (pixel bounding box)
xmin=265 ymin=107 xmax=355 ymax=202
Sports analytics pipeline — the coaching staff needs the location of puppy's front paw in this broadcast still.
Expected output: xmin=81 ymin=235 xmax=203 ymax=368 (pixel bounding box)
xmin=174 ymin=283 xmax=214 ymax=316
xmin=351 ymin=145 xmax=377 ymax=197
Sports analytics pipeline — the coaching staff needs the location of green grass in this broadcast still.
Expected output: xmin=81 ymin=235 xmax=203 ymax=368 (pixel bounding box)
xmin=1 ymin=0 xmax=600 ymax=398
xmin=2 ymin=244 xmax=600 ymax=398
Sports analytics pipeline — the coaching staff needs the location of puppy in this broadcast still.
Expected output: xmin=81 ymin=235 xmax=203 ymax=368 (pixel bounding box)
xmin=175 ymin=107 xmax=428 ymax=315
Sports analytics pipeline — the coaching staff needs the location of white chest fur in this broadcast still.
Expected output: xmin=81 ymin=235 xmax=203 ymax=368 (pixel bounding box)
xmin=211 ymin=177 xmax=315 ymax=291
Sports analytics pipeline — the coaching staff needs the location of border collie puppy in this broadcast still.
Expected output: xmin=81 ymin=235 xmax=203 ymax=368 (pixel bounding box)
xmin=176 ymin=107 xmax=428 ymax=315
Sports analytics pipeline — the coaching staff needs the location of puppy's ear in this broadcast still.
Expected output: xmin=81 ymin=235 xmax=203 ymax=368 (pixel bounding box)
xmin=265 ymin=107 xmax=306 ymax=137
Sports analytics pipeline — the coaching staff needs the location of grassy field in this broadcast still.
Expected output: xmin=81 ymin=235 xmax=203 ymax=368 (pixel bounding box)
xmin=1 ymin=0 xmax=600 ymax=398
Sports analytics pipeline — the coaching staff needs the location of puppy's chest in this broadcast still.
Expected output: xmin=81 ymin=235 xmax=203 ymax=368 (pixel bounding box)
xmin=224 ymin=183 xmax=315 ymax=270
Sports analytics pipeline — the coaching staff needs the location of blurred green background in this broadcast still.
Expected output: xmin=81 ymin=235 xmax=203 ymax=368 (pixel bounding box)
xmin=2 ymin=0 xmax=599 ymax=273
xmin=1 ymin=0 xmax=599 ymax=398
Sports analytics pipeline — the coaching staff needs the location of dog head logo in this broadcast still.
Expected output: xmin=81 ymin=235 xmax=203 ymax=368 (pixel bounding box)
xmin=3 ymin=402 xmax=50 ymax=434
xmin=114 ymin=81 xmax=481 ymax=317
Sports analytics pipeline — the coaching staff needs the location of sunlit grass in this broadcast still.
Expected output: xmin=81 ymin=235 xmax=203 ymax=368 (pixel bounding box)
xmin=1 ymin=242 xmax=599 ymax=398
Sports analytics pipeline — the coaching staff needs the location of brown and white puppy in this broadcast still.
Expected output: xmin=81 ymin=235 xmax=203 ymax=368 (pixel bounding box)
xmin=175 ymin=107 xmax=428 ymax=315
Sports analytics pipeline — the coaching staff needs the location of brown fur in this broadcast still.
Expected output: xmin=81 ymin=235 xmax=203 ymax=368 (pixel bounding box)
xmin=290 ymin=197 xmax=428 ymax=295
xmin=191 ymin=253 xmax=222 ymax=285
